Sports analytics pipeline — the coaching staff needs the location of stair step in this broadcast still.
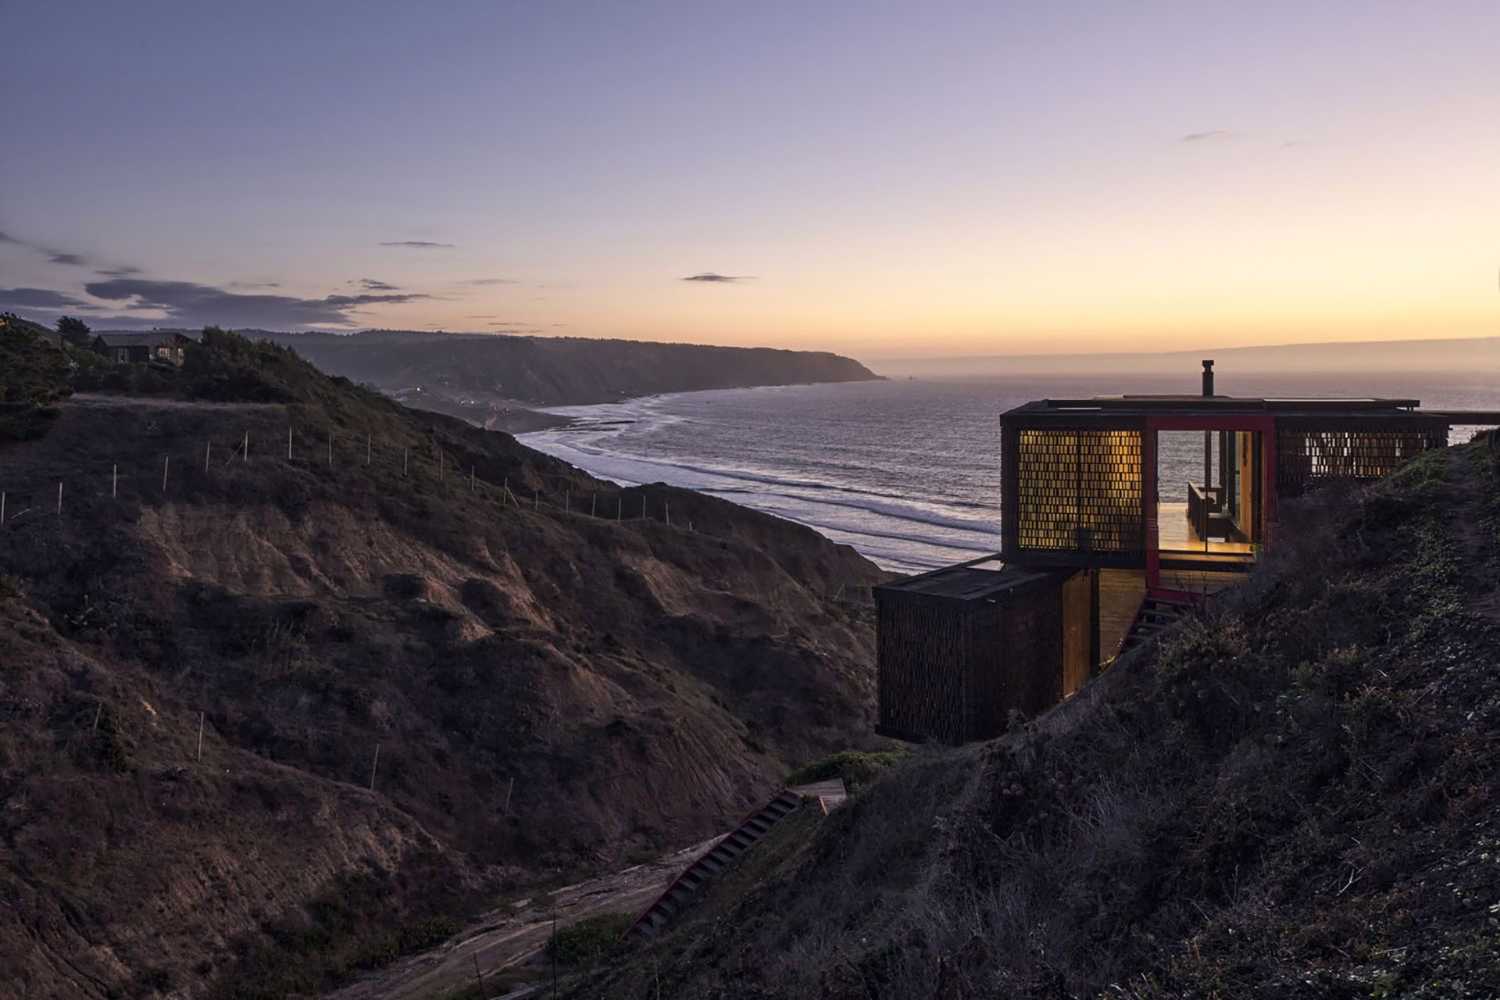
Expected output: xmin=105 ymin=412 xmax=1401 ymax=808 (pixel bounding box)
xmin=1148 ymin=596 xmax=1195 ymax=609
xmin=628 ymin=789 xmax=809 ymax=942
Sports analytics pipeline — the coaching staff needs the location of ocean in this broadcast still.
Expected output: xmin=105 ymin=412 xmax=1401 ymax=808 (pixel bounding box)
xmin=519 ymin=371 xmax=1500 ymax=574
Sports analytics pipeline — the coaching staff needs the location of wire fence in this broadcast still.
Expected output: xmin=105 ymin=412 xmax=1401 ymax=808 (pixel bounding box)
xmin=0 ymin=422 xmax=700 ymax=533
xmin=3 ymin=417 xmax=873 ymax=796
xmin=1 ymin=421 xmax=715 ymax=805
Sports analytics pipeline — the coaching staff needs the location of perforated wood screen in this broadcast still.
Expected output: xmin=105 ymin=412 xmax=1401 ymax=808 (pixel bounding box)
xmin=1014 ymin=429 xmax=1144 ymax=553
xmin=1277 ymin=428 xmax=1445 ymax=497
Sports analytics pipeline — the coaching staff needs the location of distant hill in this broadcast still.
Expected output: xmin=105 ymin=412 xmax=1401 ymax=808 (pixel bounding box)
xmin=211 ymin=330 xmax=882 ymax=415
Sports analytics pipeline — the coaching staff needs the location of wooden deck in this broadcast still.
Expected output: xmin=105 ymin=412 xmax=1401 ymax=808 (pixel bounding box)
xmin=1158 ymin=501 xmax=1256 ymax=555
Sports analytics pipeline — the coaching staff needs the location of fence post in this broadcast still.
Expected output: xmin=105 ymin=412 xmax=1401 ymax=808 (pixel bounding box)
xmin=366 ymin=433 xmax=371 ymax=466
xmin=56 ymin=481 xmax=62 ymax=516
xmin=369 ymin=743 xmax=380 ymax=791
xmin=439 ymin=451 xmax=444 ymax=481
xmin=591 ymin=493 xmax=597 ymax=517
xmin=204 ymin=441 xmax=211 ymax=473
xmin=1 ymin=492 xmax=6 ymax=524
xmin=403 ymin=448 xmax=409 ymax=476
xmin=112 ymin=465 xmax=117 ymax=499
xmin=288 ymin=425 xmax=293 ymax=460
xmin=565 ymin=491 xmax=570 ymax=513
xmin=243 ymin=431 xmax=249 ymax=462
xmin=470 ymin=466 xmax=475 ymax=492
xmin=162 ymin=456 xmax=170 ymax=493
xmin=534 ymin=490 xmax=539 ymax=510
xmin=665 ymin=500 xmax=670 ymax=527
xmin=617 ymin=497 xmax=622 ymax=522
xmin=196 ymin=711 xmax=204 ymax=761
xmin=327 ymin=430 xmax=333 ymax=468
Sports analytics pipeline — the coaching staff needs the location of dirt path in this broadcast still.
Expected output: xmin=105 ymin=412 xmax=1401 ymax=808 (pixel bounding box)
xmin=324 ymin=836 xmax=721 ymax=1000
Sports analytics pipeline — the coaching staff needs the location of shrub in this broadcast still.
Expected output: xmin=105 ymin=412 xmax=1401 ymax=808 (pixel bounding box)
xmin=543 ymin=912 xmax=634 ymax=966
xmin=785 ymin=748 xmax=911 ymax=792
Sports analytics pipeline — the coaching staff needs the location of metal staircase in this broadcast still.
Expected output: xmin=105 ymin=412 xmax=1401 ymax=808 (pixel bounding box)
xmin=628 ymin=788 xmax=805 ymax=940
xmin=1120 ymin=592 xmax=1195 ymax=654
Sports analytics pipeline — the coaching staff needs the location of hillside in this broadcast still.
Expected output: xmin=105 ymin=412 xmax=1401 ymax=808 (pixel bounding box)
xmin=571 ymin=442 xmax=1500 ymax=998
xmin=0 ymin=326 xmax=887 ymax=999
xmin=237 ymin=331 xmax=881 ymax=423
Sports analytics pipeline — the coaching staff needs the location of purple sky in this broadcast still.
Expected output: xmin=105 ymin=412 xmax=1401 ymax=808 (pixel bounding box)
xmin=3 ymin=1 xmax=1497 ymax=357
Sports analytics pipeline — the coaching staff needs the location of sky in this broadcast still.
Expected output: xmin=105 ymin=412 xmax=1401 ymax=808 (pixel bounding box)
xmin=2 ymin=1 xmax=1497 ymax=360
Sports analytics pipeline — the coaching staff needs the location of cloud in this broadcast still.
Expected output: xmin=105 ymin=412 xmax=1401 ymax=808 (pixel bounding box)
xmin=1179 ymin=130 xmax=1232 ymax=143
xmin=321 ymin=292 xmax=431 ymax=307
xmin=357 ymin=278 xmax=400 ymax=291
xmin=0 ymin=227 xmax=145 ymax=274
xmin=96 ymin=266 xmax=143 ymax=277
xmin=379 ymin=240 xmax=455 ymax=249
xmin=0 ymin=287 xmax=89 ymax=309
xmin=461 ymin=277 xmax=516 ymax=286
xmin=682 ymin=272 xmax=751 ymax=283
xmin=83 ymin=278 xmax=430 ymax=328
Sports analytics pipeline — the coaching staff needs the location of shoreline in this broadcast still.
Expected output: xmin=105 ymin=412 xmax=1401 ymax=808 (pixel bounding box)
xmin=407 ymin=376 xmax=887 ymax=437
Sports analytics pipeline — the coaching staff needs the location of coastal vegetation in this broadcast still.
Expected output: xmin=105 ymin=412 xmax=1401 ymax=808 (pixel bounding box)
xmin=568 ymin=442 xmax=1500 ymax=998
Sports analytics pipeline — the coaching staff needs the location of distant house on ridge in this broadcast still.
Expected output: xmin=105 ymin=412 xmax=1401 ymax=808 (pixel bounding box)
xmin=91 ymin=332 xmax=194 ymax=366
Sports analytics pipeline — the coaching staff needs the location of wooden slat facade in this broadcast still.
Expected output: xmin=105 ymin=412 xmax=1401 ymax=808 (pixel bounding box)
xmin=1275 ymin=419 xmax=1448 ymax=497
xmin=875 ymin=564 xmax=1085 ymax=744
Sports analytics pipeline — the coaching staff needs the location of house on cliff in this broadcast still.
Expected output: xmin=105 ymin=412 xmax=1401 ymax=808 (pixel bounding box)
xmin=878 ymin=361 xmax=1500 ymax=744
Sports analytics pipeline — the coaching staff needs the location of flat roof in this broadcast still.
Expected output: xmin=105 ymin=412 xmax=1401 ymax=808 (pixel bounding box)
xmin=999 ymin=394 xmax=1461 ymax=421
xmin=875 ymin=558 xmax=1060 ymax=602
xmin=1009 ymin=394 xmax=1421 ymax=412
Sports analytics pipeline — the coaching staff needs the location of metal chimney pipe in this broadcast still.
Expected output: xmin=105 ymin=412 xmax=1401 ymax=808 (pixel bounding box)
xmin=1202 ymin=360 xmax=1215 ymax=499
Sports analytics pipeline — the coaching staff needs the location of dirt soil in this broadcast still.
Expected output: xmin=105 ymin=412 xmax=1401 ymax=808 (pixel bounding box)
xmin=326 ymin=836 xmax=719 ymax=1000
xmin=0 ymin=333 xmax=890 ymax=999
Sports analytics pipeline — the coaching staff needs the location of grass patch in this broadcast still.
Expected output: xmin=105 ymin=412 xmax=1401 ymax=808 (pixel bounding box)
xmin=544 ymin=912 xmax=634 ymax=967
xmin=786 ymin=748 xmax=910 ymax=792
